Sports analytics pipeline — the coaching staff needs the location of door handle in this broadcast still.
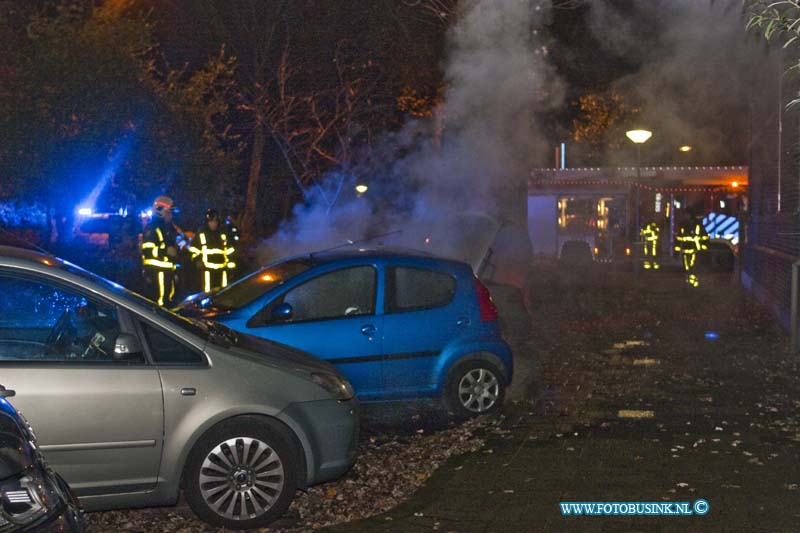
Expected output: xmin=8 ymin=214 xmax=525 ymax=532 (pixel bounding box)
xmin=360 ymin=324 xmax=377 ymax=337
xmin=181 ymin=388 xmax=197 ymax=396
xmin=457 ymin=317 xmax=471 ymax=326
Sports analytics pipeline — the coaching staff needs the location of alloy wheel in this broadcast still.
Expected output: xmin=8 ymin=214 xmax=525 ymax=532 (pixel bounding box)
xmin=457 ymin=367 xmax=500 ymax=413
xmin=199 ymin=437 xmax=285 ymax=521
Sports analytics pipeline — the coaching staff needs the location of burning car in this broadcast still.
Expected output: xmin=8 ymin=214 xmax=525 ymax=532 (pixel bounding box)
xmin=178 ymin=247 xmax=514 ymax=416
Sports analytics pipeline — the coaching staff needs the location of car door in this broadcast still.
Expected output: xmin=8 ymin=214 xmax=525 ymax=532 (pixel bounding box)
xmin=0 ymin=271 xmax=164 ymax=497
xmin=380 ymin=265 xmax=462 ymax=396
xmin=245 ymin=265 xmax=383 ymax=398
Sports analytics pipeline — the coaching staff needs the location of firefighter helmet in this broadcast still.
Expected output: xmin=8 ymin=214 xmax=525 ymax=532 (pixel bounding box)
xmin=153 ymin=195 xmax=175 ymax=217
xmin=205 ymin=208 xmax=220 ymax=222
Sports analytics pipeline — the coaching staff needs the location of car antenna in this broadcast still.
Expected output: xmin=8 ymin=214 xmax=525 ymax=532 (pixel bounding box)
xmin=310 ymin=229 xmax=403 ymax=257
xmin=0 ymin=225 xmax=53 ymax=256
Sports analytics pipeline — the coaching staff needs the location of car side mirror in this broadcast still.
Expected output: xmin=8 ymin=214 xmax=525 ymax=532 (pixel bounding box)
xmin=271 ymin=302 xmax=293 ymax=322
xmin=0 ymin=384 xmax=15 ymax=398
xmin=113 ymin=333 xmax=144 ymax=363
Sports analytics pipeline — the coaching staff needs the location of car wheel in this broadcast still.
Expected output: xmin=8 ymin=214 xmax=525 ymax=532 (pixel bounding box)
xmin=183 ymin=417 xmax=299 ymax=530
xmin=445 ymin=360 xmax=506 ymax=417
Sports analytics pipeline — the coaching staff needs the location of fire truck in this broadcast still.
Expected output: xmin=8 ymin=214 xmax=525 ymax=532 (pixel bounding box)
xmin=527 ymin=166 xmax=748 ymax=264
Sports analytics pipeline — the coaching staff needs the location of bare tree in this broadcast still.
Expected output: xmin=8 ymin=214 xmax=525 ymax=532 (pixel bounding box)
xmin=262 ymin=40 xmax=382 ymax=215
xmin=201 ymin=0 xmax=287 ymax=241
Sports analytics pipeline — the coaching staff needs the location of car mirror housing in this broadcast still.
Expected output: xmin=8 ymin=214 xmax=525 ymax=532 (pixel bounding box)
xmin=113 ymin=333 xmax=144 ymax=363
xmin=271 ymin=302 xmax=293 ymax=322
xmin=0 ymin=384 xmax=15 ymax=398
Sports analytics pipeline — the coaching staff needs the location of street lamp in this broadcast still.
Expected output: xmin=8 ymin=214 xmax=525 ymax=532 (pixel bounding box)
xmin=626 ymin=128 xmax=652 ymax=238
xmin=626 ymin=129 xmax=652 ymax=144
xmin=355 ymin=184 xmax=368 ymax=195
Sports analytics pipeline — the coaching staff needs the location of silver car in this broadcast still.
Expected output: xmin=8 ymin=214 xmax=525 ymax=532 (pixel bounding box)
xmin=0 ymin=245 xmax=359 ymax=530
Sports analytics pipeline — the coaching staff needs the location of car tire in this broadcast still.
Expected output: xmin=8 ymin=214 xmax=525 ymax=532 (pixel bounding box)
xmin=183 ymin=416 xmax=299 ymax=530
xmin=444 ymin=359 xmax=506 ymax=418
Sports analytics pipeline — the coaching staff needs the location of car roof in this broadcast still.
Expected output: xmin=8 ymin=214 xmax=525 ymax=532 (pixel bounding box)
xmin=299 ymin=246 xmax=468 ymax=269
xmin=0 ymin=244 xmax=60 ymax=267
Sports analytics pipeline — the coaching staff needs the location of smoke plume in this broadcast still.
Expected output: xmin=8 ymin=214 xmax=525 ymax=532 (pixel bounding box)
xmin=259 ymin=0 xmax=564 ymax=283
xmin=586 ymin=0 xmax=769 ymax=165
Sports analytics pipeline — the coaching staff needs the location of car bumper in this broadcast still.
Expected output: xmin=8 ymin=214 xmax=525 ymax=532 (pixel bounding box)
xmin=279 ymin=397 xmax=360 ymax=487
xmin=6 ymin=473 xmax=86 ymax=532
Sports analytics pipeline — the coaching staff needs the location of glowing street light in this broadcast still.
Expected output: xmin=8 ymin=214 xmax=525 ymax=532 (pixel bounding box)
xmin=626 ymin=129 xmax=652 ymax=238
xmin=625 ymin=129 xmax=652 ymax=145
xmin=355 ymin=184 xmax=368 ymax=195
xmin=679 ymin=145 xmax=692 ymax=152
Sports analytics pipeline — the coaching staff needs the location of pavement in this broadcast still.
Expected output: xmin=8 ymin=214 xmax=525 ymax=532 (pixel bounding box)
xmin=327 ymin=259 xmax=800 ymax=532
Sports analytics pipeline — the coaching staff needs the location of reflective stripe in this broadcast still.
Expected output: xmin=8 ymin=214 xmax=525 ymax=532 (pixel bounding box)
xmin=143 ymin=225 xmax=172 ymax=267
xmin=143 ymin=258 xmax=175 ymax=269
xmin=204 ymin=270 xmax=211 ymax=293
xmin=157 ymin=271 xmax=165 ymax=306
xmin=222 ymin=270 xmax=228 ymax=288
xmin=196 ymin=231 xmax=235 ymax=270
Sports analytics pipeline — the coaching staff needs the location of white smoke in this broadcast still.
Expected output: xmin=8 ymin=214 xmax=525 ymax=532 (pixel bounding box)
xmin=586 ymin=0 xmax=768 ymax=165
xmin=259 ymin=0 xmax=564 ymax=283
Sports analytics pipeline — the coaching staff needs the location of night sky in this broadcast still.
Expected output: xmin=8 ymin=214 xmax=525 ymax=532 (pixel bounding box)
xmin=140 ymin=0 xmax=758 ymax=167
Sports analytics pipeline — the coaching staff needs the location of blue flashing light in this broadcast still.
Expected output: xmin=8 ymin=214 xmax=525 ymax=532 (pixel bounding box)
xmin=200 ymin=297 xmax=211 ymax=307
xmin=77 ymin=207 xmax=93 ymax=216
xmin=704 ymin=331 xmax=720 ymax=340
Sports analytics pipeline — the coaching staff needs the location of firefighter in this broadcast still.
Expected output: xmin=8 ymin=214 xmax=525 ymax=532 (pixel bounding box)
xmin=675 ymin=215 xmax=709 ymax=288
xmin=190 ymin=208 xmax=236 ymax=293
xmin=640 ymin=221 xmax=661 ymax=270
xmin=141 ymin=196 xmax=181 ymax=306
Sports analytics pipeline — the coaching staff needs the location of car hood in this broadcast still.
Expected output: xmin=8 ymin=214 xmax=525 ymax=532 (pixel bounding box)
xmin=173 ymin=296 xmax=226 ymax=318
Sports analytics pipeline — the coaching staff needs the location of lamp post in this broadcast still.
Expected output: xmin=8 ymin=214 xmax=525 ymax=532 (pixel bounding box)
xmin=626 ymin=129 xmax=652 ymax=238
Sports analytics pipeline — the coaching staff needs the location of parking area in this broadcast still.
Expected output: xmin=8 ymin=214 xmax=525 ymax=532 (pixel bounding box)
xmin=84 ymin=260 xmax=800 ymax=532
xmin=328 ymin=262 xmax=800 ymax=532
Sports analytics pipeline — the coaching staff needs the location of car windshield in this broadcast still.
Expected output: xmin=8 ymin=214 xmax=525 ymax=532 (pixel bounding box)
xmin=210 ymin=258 xmax=314 ymax=310
xmin=58 ymin=259 xmax=210 ymax=340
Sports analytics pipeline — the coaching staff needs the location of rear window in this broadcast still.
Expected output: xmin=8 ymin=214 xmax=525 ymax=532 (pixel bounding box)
xmin=211 ymin=259 xmax=313 ymax=309
xmin=140 ymin=321 xmax=205 ymax=365
xmin=387 ymin=267 xmax=456 ymax=313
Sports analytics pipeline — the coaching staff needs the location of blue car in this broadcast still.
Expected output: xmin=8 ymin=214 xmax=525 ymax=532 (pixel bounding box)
xmin=178 ymin=248 xmax=513 ymax=415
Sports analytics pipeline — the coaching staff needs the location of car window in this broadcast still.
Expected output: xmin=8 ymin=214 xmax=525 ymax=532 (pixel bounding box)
xmin=387 ymin=267 xmax=456 ymax=313
xmin=140 ymin=321 xmax=205 ymax=365
xmin=0 ymin=275 xmax=120 ymax=363
xmin=57 ymin=259 xmax=211 ymax=341
xmin=278 ymin=266 xmax=376 ymax=322
xmin=211 ymin=258 xmax=314 ymax=310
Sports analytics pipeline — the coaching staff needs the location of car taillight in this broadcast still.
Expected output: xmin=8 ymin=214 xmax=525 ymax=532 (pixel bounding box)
xmin=474 ymin=277 xmax=499 ymax=322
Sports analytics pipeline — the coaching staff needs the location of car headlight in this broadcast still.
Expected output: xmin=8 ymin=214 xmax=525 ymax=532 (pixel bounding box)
xmin=0 ymin=469 xmax=58 ymax=531
xmin=310 ymin=372 xmax=355 ymax=401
